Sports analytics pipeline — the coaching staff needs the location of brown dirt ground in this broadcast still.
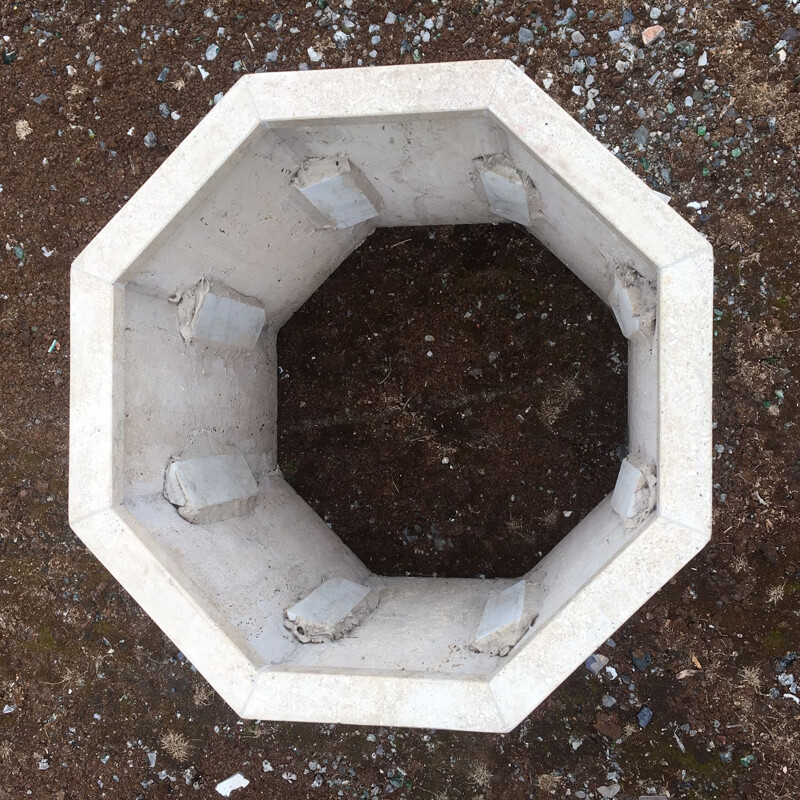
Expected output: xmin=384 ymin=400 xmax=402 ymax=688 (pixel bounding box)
xmin=1 ymin=0 xmax=799 ymax=798
xmin=278 ymin=224 xmax=627 ymax=579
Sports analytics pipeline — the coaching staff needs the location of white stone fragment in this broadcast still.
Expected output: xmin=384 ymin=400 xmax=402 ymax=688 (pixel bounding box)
xmin=611 ymin=453 xmax=657 ymax=523
xmin=285 ymin=578 xmax=380 ymax=643
xmin=291 ymin=156 xmax=381 ymax=229
xmin=164 ymin=447 xmax=258 ymax=524
xmin=608 ymin=263 xmax=656 ymax=339
xmin=215 ymin=773 xmax=249 ymax=796
xmin=474 ymin=153 xmax=540 ymax=227
xmin=470 ymin=579 xmax=542 ymax=656
xmin=176 ymin=278 xmax=266 ymax=351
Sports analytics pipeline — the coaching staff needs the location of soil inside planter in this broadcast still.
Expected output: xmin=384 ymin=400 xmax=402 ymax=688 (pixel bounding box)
xmin=278 ymin=224 xmax=627 ymax=579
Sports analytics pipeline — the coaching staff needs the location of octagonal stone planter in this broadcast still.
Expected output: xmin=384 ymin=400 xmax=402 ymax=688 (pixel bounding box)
xmin=69 ymin=60 xmax=713 ymax=733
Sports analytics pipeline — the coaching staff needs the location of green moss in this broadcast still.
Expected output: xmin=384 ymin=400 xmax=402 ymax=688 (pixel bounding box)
xmin=762 ymin=627 xmax=786 ymax=656
xmin=24 ymin=627 xmax=56 ymax=652
xmin=637 ymin=738 xmax=727 ymax=782
xmin=281 ymin=458 xmax=299 ymax=482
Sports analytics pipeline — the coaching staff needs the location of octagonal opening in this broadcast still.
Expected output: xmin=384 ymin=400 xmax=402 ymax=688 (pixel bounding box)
xmin=278 ymin=223 xmax=627 ymax=579
xmin=70 ymin=62 xmax=712 ymax=732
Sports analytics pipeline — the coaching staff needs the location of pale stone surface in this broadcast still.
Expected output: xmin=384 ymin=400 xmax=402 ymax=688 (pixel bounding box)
xmin=642 ymin=25 xmax=665 ymax=46
xmin=164 ymin=448 xmax=258 ymax=524
xmin=284 ymin=578 xmax=380 ymax=643
xmin=473 ymin=153 xmax=540 ymax=227
xmin=70 ymin=61 xmax=713 ymax=733
xmin=470 ymin=579 xmax=542 ymax=656
xmin=176 ymin=278 xmax=266 ymax=351
xmin=215 ymin=773 xmax=250 ymax=797
xmin=611 ymin=454 xmax=657 ymax=523
xmin=292 ymin=156 xmax=381 ymax=229
xmin=608 ymin=263 xmax=656 ymax=339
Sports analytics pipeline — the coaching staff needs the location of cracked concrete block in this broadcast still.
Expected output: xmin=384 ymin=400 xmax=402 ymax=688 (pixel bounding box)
xmin=285 ymin=578 xmax=380 ymax=643
xmin=291 ymin=156 xmax=381 ymax=229
xmin=609 ymin=264 xmax=656 ymax=339
xmin=611 ymin=453 xmax=657 ymax=524
xmin=164 ymin=447 xmax=258 ymax=524
xmin=176 ymin=278 xmax=266 ymax=351
xmin=470 ymin=579 xmax=542 ymax=657
xmin=474 ymin=153 xmax=540 ymax=227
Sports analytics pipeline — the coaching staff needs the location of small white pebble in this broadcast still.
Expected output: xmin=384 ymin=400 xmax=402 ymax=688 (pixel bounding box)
xmin=215 ymin=773 xmax=249 ymax=797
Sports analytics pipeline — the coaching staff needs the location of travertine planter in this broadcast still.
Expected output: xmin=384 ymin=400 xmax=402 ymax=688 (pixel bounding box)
xmin=69 ymin=61 xmax=713 ymax=733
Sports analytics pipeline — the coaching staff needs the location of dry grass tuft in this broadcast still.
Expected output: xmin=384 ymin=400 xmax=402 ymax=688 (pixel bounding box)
xmin=160 ymin=731 xmax=191 ymax=762
xmin=193 ymin=683 xmax=213 ymax=707
xmin=732 ymin=555 xmax=750 ymax=574
xmin=242 ymin=721 xmax=268 ymax=739
xmin=739 ymin=665 xmax=762 ymax=692
xmin=536 ymin=773 xmax=562 ymax=793
xmin=767 ymin=583 xmax=786 ymax=605
xmin=623 ymin=722 xmax=639 ymax=738
xmin=468 ymin=762 xmax=493 ymax=790
xmin=778 ymin=107 xmax=800 ymax=146
xmin=539 ymin=507 xmax=560 ymax=530
xmin=538 ymin=370 xmax=582 ymax=428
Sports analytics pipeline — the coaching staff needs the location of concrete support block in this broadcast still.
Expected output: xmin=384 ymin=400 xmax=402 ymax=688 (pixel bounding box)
xmin=611 ymin=453 xmax=657 ymax=524
xmin=474 ymin=153 xmax=540 ymax=227
xmin=291 ymin=156 xmax=381 ymax=230
xmin=176 ymin=278 xmax=266 ymax=351
xmin=164 ymin=447 xmax=258 ymax=524
xmin=608 ymin=264 xmax=656 ymax=339
xmin=284 ymin=578 xmax=380 ymax=643
xmin=470 ymin=579 xmax=542 ymax=657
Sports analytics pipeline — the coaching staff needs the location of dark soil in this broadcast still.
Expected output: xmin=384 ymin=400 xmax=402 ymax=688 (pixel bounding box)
xmin=1 ymin=0 xmax=800 ymax=798
xmin=278 ymin=224 xmax=627 ymax=578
